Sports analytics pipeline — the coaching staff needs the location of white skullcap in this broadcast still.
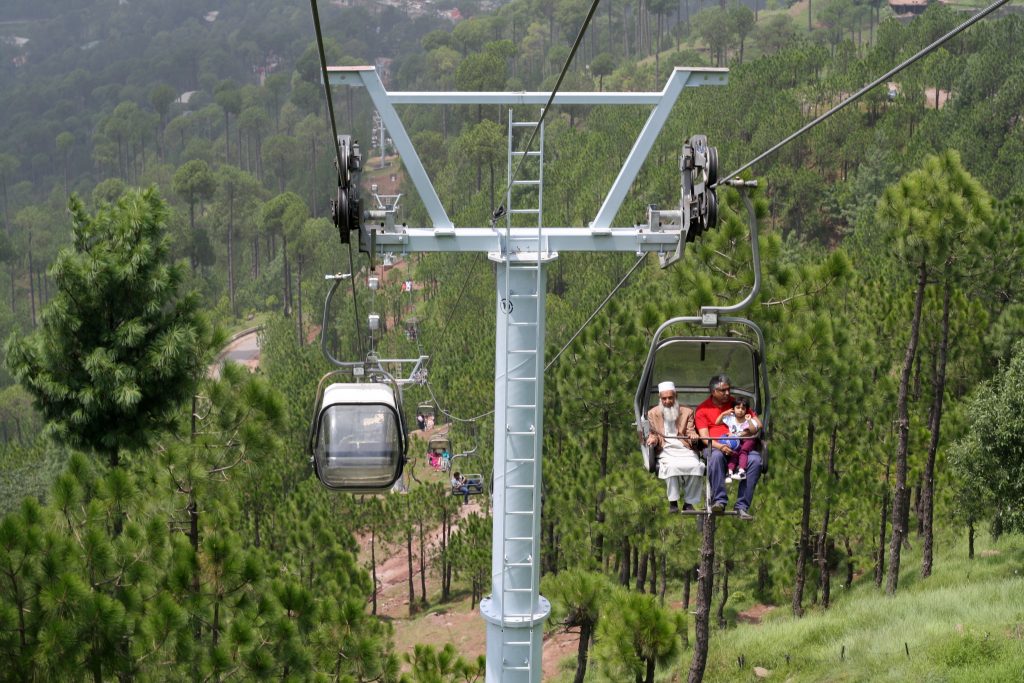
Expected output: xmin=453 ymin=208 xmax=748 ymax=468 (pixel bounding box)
xmin=657 ymin=381 xmax=676 ymax=393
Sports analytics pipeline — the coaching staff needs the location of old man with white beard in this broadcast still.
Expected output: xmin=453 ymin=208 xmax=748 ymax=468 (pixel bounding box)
xmin=645 ymin=381 xmax=704 ymax=513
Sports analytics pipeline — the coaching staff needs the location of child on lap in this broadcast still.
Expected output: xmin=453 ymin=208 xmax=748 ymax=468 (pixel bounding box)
xmin=716 ymin=397 xmax=761 ymax=484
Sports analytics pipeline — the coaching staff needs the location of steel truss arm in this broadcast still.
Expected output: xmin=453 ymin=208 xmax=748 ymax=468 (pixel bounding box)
xmin=326 ymin=66 xmax=726 ymax=231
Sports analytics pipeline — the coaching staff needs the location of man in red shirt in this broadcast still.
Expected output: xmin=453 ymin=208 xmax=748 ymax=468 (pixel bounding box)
xmin=694 ymin=374 xmax=761 ymax=520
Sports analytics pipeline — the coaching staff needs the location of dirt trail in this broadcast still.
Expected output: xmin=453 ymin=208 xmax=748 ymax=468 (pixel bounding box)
xmin=359 ymin=487 xmax=582 ymax=679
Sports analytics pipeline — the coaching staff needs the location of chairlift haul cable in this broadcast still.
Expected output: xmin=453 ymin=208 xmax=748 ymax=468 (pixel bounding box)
xmin=308 ymin=0 xmax=366 ymax=357
xmin=307 ymin=0 xmax=345 ymax=188
xmin=716 ymin=0 xmax=1011 ymax=187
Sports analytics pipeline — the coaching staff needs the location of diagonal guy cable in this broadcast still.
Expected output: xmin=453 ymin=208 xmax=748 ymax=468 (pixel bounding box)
xmin=716 ymin=0 xmax=1011 ymax=187
xmin=545 ymin=253 xmax=648 ymax=371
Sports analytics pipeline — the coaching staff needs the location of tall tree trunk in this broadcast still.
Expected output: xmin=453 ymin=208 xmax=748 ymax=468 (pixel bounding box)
xmin=887 ymin=258 xmax=928 ymax=595
xmin=189 ymin=492 xmax=200 ymax=638
xmin=716 ymin=560 xmax=730 ymax=629
xmin=658 ymin=553 xmax=667 ymax=604
xmin=228 ymin=190 xmax=236 ymax=316
xmin=967 ymin=523 xmax=975 ymax=559
xmin=619 ymin=538 xmax=631 ymax=586
xmin=636 ymin=546 xmax=649 ymax=592
xmin=818 ymin=424 xmax=838 ymax=608
xmin=252 ymin=235 xmax=260 ymax=278
xmin=758 ymin=559 xmax=770 ymax=597
xmin=27 ymin=232 xmax=36 ymax=328
xmin=418 ymin=518 xmax=427 ymax=605
xmin=440 ymin=511 xmax=448 ymax=602
xmin=875 ymin=455 xmax=890 ymax=587
xmin=793 ymin=418 xmax=814 ymax=616
xmin=914 ymin=481 xmax=923 ymax=536
xmin=687 ymin=515 xmax=715 ymax=683
xmin=573 ymin=621 xmax=593 ymax=683
xmin=683 ymin=566 xmax=692 ymax=609
xmin=595 ymin=411 xmax=609 ymax=563
xmin=648 ymin=549 xmax=657 ymax=595
xmin=296 ymin=258 xmax=304 ymax=345
xmin=407 ymin=524 xmax=416 ymax=616
xmin=370 ymin=527 xmax=378 ymax=615
xmin=922 ymin=278 xmax=951 ymax=578
xmin=282 ymin=233 xmax=291 ymax=317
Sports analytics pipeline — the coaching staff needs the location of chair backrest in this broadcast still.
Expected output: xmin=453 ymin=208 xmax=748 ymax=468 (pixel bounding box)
xmin=641 ymin=337 xmax=762 ymax=415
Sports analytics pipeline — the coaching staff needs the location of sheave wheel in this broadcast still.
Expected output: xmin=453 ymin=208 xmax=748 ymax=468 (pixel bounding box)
xmin=705 ymin=190 xmax=718 ymax=230
xmin=707 ymin=146 xmax=719 ymax=187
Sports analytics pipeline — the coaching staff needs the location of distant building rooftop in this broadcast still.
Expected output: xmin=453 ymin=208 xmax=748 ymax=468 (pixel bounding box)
xmin=889 ymin=0 xmax=930 ymax=15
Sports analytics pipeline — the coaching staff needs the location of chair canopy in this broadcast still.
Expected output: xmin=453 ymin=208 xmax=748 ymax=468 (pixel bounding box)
xmin=428 ymin=435 xmax=450 ymax=452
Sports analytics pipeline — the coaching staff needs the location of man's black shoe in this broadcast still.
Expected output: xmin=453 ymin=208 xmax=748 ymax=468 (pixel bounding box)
xmin=682 ymin=503 xmax=695 ymax=511
xmin=668 ymin=501 xmax=680 ymax=514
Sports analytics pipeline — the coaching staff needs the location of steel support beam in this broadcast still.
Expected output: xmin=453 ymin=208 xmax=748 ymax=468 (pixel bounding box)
xmin=325 ymin=66 xmax=726 ymax=230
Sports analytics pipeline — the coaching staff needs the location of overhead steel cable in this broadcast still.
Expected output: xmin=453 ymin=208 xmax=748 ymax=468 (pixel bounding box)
xmin=425 ymin=378 xmax=495 ymax=424
xmin=421 ymin=0 xmax=604 ymax=418
xmin=492 ymin=0 xmax=603 ymax=223
xmin=715 ymin=0 xmax=1011 ymax=187
xmin=308 ymin=0 xmax=364 ymax=357
xmin=307 ymin=0 xmax=344 ymax=187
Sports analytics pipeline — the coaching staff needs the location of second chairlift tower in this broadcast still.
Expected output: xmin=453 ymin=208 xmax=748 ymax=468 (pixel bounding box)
xmin=328 ymin=64 xmax=727 ymax=682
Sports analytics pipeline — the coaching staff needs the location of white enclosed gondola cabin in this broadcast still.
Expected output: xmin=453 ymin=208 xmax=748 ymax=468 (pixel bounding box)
xmin=310 ymin=381 xmax=406 ymax=492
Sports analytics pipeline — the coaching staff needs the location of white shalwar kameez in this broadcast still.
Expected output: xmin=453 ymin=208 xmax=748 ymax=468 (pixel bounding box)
xmin=658 ymin=413 xmax=704 ymax=505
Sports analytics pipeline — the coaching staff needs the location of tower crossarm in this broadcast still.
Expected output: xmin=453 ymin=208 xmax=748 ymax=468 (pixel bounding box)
xmin=325 ymin=65 xmax=727 ymax=234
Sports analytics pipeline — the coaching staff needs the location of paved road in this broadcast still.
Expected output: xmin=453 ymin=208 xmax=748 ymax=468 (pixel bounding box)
xmin=208 ymin=328 xmax=261 ymax=379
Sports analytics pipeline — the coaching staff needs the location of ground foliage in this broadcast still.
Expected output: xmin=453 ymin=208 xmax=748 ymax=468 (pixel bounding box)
xmin=0 ymin=1 xmax=1023 ymax=680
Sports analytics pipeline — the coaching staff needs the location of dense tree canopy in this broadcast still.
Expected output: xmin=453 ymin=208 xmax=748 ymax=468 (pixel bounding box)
xmin=1 ymin=1 xmax=1024 ymax=679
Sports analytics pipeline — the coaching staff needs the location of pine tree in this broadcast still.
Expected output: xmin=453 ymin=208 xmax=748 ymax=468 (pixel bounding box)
xmin=6 ymin=189 xmax=213 ymax=469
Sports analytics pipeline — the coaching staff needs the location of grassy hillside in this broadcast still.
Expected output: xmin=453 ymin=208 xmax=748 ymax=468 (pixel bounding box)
xmin=699 ymin=532 xmax=1022 ymax=682
xmin=484 ymin=530 xmax=1024 ymax=682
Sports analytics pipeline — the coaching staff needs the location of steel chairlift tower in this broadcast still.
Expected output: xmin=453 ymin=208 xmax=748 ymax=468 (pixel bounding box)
xmin=328 ymin=64 xmax=727 ymax=682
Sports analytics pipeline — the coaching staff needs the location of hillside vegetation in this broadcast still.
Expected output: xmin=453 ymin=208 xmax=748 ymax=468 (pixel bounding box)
xmin=1 ymin=1 xmax=1023 ymax=680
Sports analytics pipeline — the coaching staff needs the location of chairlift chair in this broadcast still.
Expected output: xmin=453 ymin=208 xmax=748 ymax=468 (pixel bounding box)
xmin=428 ymin=435 xmax=451 ymax=453
xmin=452 ymin=473 xmax=485 ymax=496
xmin=634 ymin=320 xmax=771 ymax=477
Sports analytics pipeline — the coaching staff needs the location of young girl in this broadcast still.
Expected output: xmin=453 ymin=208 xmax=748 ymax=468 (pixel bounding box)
xmin=716 ymin=397 xmax=761 ymax=483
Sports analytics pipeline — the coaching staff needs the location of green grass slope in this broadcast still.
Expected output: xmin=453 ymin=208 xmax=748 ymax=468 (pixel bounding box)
xmin=701 ymin=534 xmax=1024 ymax=682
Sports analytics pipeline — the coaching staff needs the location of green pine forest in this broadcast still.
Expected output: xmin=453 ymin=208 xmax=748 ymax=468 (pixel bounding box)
xmin=1 ymin=0 xmax=1023 ymax=680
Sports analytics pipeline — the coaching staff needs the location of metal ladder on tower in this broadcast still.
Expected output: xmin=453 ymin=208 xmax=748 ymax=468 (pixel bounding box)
xmin=498 ymin=109 xmax=545 ymax=678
